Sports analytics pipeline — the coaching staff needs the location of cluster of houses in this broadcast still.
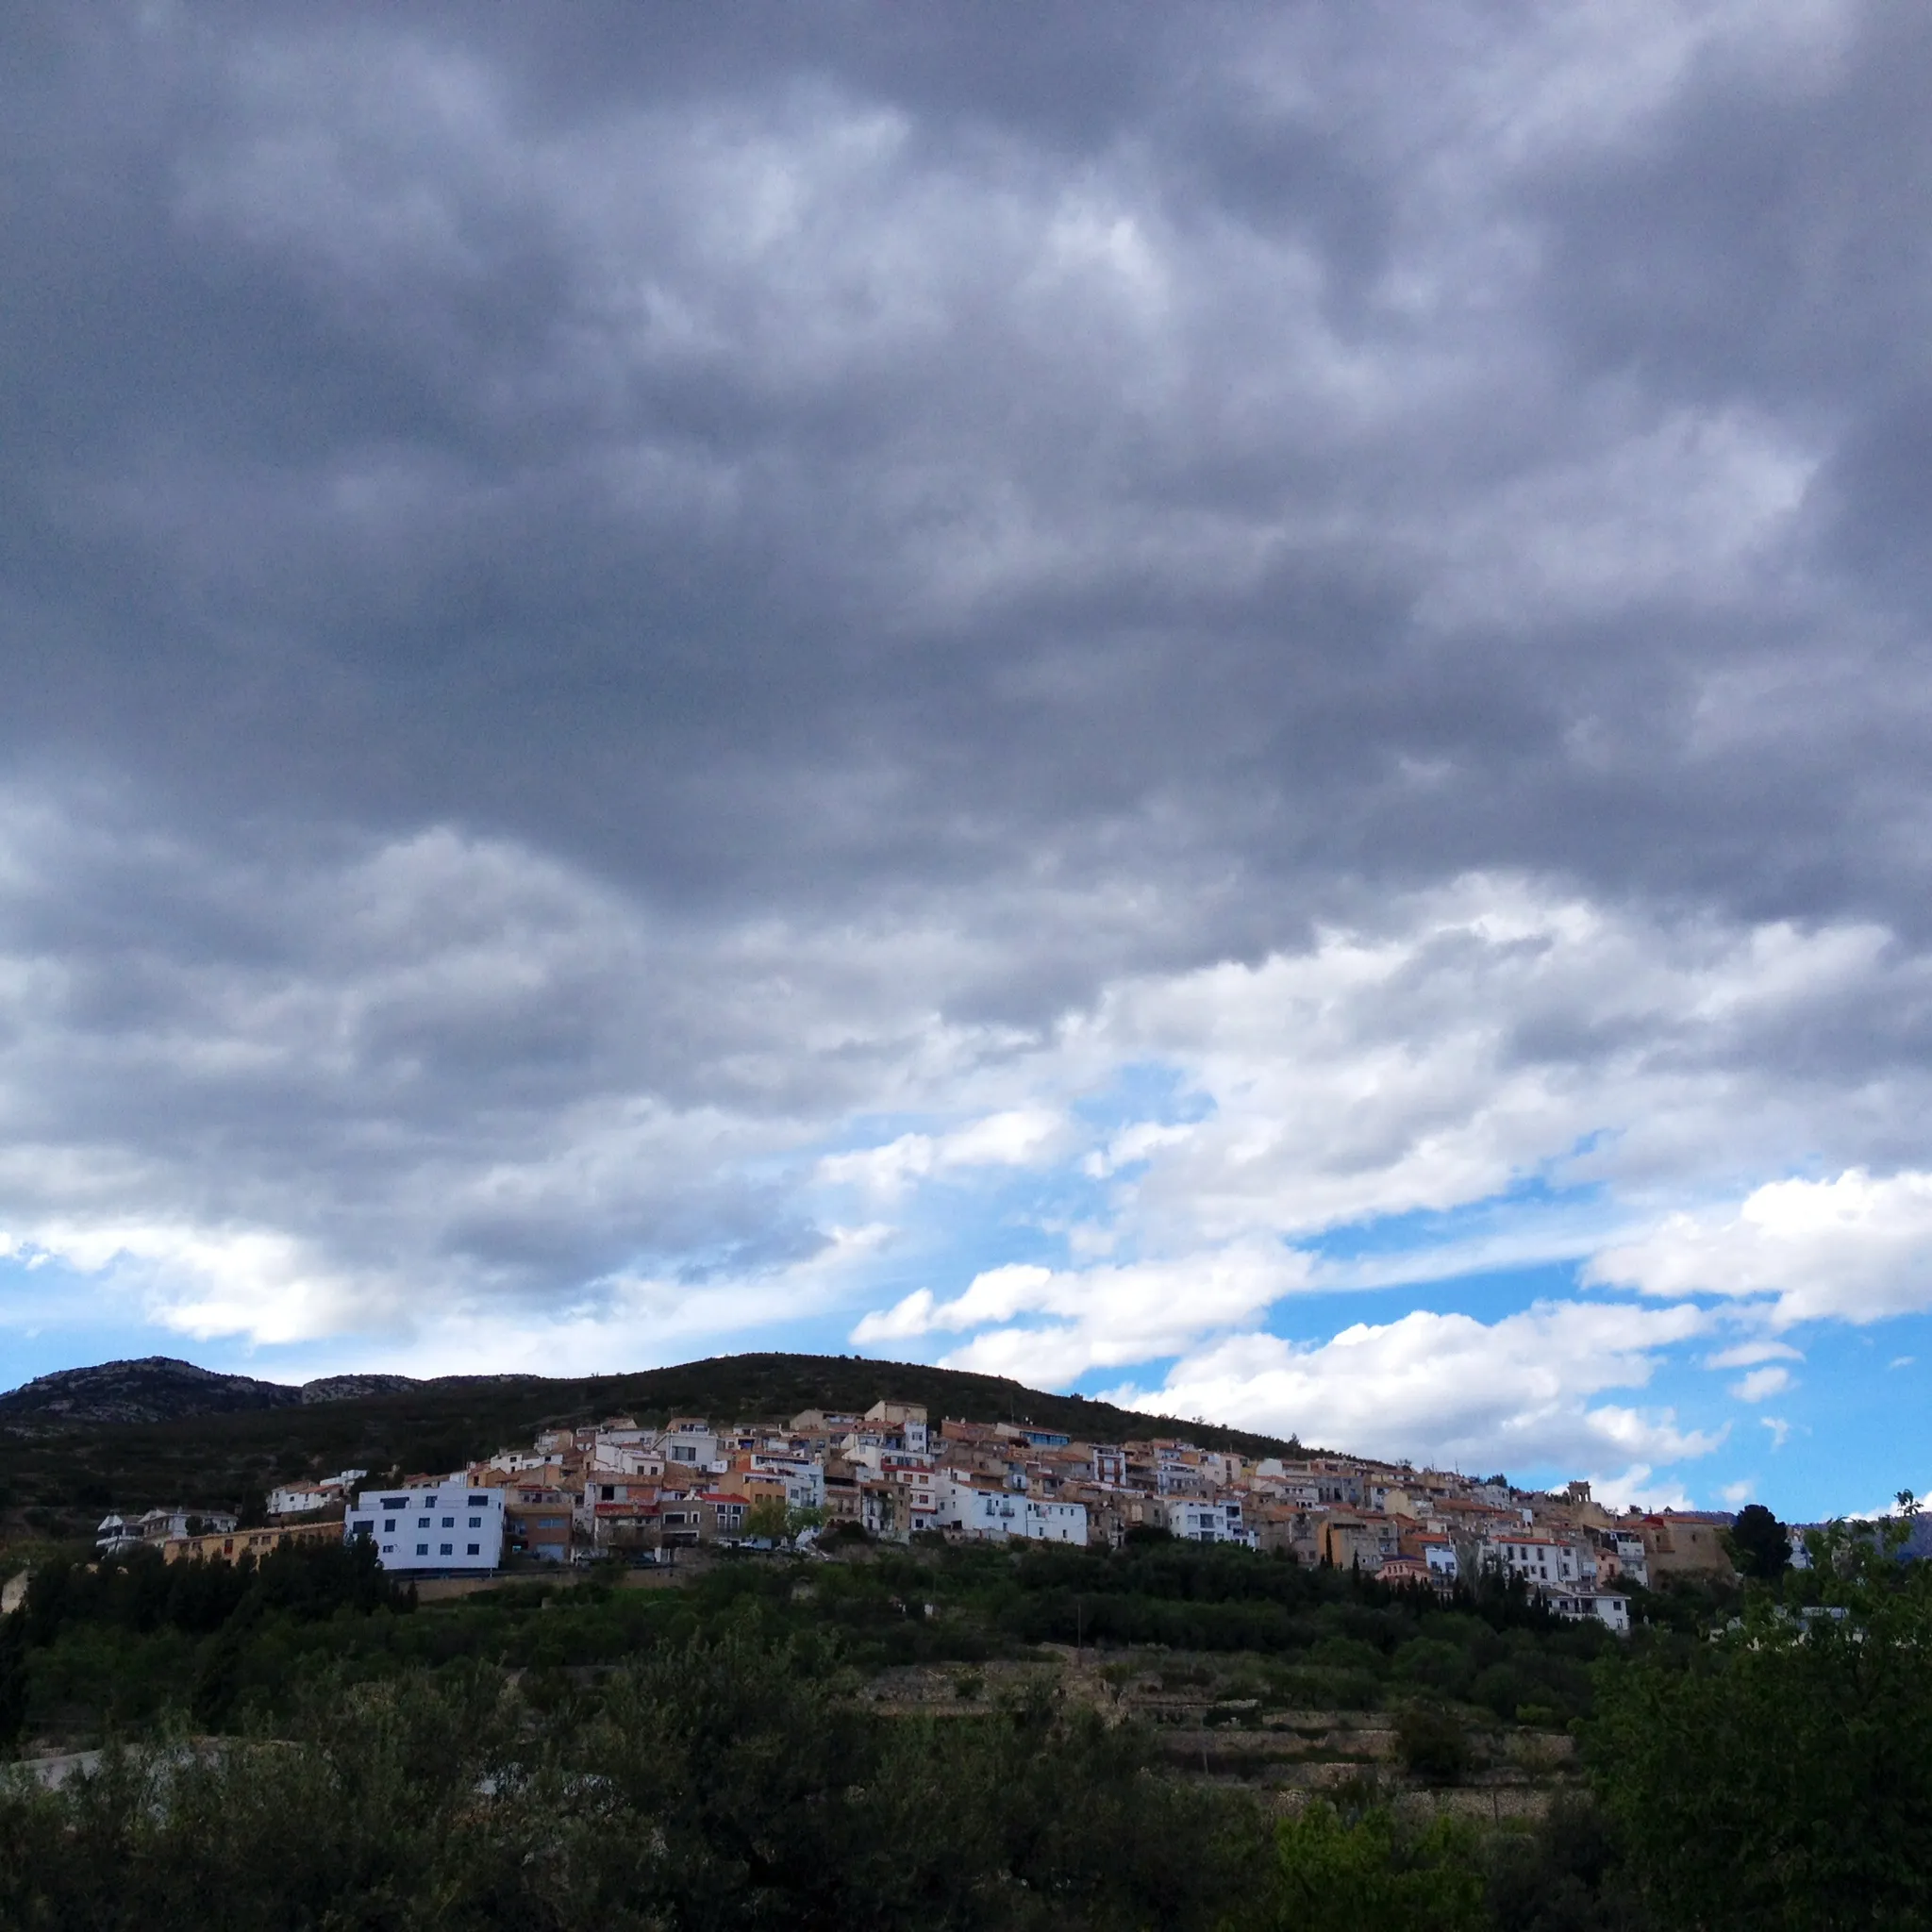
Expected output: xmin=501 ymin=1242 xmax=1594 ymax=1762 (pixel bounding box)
xmin=96 ymin=1397 xmax=1755 ymax=1634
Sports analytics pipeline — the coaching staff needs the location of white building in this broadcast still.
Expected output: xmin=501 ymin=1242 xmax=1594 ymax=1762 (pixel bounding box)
xmin=1021 ymin=1497 xmax=1087 ymax=1544
xmin=751 ymin=1455 xmax=824 ymax=1511
xmin=346 ymin=1484 xmax=505 ymax=1574
xmin=662 ymin=1422 xmax=723 ymax=1474
xmin=935 ymin=1475 xmax=1088 ymax=1545
xmin=138 ymin=1506 xmax=239 ymax=1542
xmin=1488 ymin=1533 xmax=1589 ymax=1588
xmin=1549 ymin=1590 xmax=1631 ymax=1636
xmin=864 ymin=1400 xmax=929 ymax=1454
xmin=1602 ymin=1530 xmax=1650 ymax=1589
xmin=95 ymin=1514 xmax=142 ymax=1557
xmin=936 ymin=1475 xmax=1022 ymax=1541
xmin=1155 ymin=1497 xmax=1251 ymax=1545
xmin=267 ymin=1471 xmax=364 ymax=1519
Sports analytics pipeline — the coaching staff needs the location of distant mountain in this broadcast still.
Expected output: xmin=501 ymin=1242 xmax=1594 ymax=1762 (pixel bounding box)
xmin=0 ymin=1357 xmax=305 ymax=1428
xmin=299 ymin=1374 xmax=423 ymax=1405
xmin=0 ymin=1357 xmax=429 ymax=1429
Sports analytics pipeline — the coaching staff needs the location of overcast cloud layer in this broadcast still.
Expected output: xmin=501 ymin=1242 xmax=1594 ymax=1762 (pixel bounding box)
xmin=5 ymin=1 xmax=1932 ymax=1513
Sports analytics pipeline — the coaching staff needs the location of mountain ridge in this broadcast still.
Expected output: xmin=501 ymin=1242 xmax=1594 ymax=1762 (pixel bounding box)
xmin=0 ymin=1357 xmax=425 ymax=1429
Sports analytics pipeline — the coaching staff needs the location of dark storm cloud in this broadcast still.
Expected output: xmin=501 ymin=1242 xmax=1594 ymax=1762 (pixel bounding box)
xmin=3 ymin=1 xmax=1932 ymax=1341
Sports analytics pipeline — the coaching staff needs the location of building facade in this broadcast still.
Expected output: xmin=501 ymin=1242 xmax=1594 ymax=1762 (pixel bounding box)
xmin=347 ymin=1484 xmax=505 ymax=1574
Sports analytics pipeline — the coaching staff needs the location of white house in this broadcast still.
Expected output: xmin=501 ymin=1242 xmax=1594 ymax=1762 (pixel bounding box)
xmin=1549 ymin=1590 xmax=1631 ymax=1636
xmin=346 ymin=1485 xmax=505 ymax=1574
xmin=267 ymin=1471 xmax=364 ymax=1520
xmin=1487 ymin=1533 xmax=1588 ymax=1588
xmin=1020 ymin=1497 xmax=1088 ymax=1544
xmin=661 ymin=1421 xmax=723 ymax=1474
xmin=935 ymin=1475 xmax=1088 ymax=1545
xmin=752 ymin=1455 xmax=825 ymax=1512
xmin=135 ymin=1506 xmax=238 ymax=1542
xmin=1154 ymin=1497 xmax=1251 ymax=1545
xmin=936 ymin=1474 xmax=1022 ymax=1541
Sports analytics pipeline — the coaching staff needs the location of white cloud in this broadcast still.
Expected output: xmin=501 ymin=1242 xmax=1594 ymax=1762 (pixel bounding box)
xmin=1729 ymin=1365 xmax=1793 ymax=1403
xmin=853 ymin=1242 xmax=1305 ymax=1375
xmin=1706 ymin=1340 xmax=1804 ymax=1370
xmin=1047 ymin=878 xmax=1921 ymax=1264
xmin=818 ymin=1108 xmax=1065 ymax=1197
xmin=1762 ymin=1417 xmax=1793 ymax=1449
xmin=1101 ymin=1298 xmax=1719 ymax=1474
xmin=4 ymin=773 xmax=1932 ymax=1427
xmin=1583 ymin=1464 xmax=1696 ymax=1514
xmin=1588 ymin=1170 xmax=1932 ymax=1324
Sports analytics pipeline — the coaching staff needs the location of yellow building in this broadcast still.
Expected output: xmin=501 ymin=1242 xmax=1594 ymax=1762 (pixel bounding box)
xmin=162 ymin=1520 xmax=343 ymax=1564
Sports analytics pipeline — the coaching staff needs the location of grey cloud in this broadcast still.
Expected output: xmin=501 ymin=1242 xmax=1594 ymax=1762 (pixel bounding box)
xmin=3 ymin=2 xmax=1932 ymax=1330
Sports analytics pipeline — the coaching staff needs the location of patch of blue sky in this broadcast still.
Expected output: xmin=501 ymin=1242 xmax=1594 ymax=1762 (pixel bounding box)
xmin=1301 ymin=1173 xmax=1611 ymax=1265
xmin=1069 ymin=1061 xmax=1214 ymax=1135
xmin=802 ymin=1155 xmax=1115 ymax=1298
xmin=0 ymin=1249 xmax=256 ymax=1388
xmin=1259 ymin=1257 xmax=1592 ymax=1343
xmin=1735 ymin=1314 xmax=1932 ymax=1524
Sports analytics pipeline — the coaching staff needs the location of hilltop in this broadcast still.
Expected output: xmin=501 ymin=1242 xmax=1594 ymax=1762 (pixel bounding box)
xmin=0 ymin=1357 xmax=423 ymax=1431
xmin=0 ymin=1350 xmax=1303 ymax=1531
xmin=0 ymin=1357 xmax=307 ymax=1429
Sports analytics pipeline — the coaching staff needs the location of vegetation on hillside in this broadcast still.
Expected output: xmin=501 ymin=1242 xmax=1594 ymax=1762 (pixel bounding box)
xmin=2 ymin=1507 xmax=1927 ymax=1925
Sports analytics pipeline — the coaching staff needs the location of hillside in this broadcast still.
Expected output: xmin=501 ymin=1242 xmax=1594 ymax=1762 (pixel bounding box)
xmin=0 ymin=1357 xmax=425 ymax=1432
xmin=0 ymin=1351 xmax=1305 ymax=1530
xmin=0 ymin=1357 xmax=308 ymax=1429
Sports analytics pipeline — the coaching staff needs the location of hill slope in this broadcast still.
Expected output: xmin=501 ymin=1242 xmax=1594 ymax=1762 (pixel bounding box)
xmin=0 ymin=1357 xmax=307 ymax=1429
xmin=0 ymin=1357 xmax=427 ymax=1431
xmin=0 ymin=1351 xmax=1305 ymax=1525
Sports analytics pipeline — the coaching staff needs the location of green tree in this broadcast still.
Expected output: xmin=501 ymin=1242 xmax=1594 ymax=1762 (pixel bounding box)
xmin=1262 ymin=1800 xmax=1488 ymax=1932
xmin=1724 ymin=1502 xmax=1789 ymax=1580
xmin=1593 ymin=1512 xmax=1932 ymax=1929
xmin=1394 ymin=1701 xmax=1469 ymax=1784
xmin=741 ymin=1496 xmax=791 ymax=1543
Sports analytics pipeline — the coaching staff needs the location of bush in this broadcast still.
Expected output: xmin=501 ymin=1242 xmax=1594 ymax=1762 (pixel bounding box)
xmin=1261 ymin=1800 xmax=1488 ymax=1932
xmin=1395 ymin=1701 xmax=1470 ymax=1784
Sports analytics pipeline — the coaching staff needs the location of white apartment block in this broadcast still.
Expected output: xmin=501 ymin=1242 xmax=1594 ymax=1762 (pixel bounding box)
xmin=935 ymin=1475 xmax=1087 ymax=1545
xmin=347 ymin=1484 xmax=505 ymax=1574
xmin=1488 ymin=1533 xmax=1590 ymax=1589
xmin=1155 ymin=1497 xmax=1251 ymax=1545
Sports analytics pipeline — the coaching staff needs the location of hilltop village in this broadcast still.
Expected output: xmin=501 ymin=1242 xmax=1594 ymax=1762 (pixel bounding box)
xmin=94 ymin=1396 xmax=1750 ymax=1633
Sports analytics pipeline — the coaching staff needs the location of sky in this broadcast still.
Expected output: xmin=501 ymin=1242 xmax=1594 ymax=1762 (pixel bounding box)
xmin=3 ymin=2 xmax=1931 ymax=1520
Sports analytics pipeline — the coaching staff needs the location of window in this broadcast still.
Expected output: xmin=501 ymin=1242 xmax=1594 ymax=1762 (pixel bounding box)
xmin=467 ymin=1542 xmax=480 ymax=1556
xmin=441 ymin=1516 xmax=455 ymax=1528
xmin=440 ymin=1542 xmax=453 ymax=1556
xmin=382 ymin=1519 xmax=395 ymax=1533
xmin=468 ymin=1494 xmax=489 ymax=1507
xmin=382 ymin=1496 xmax=408 ymax=1509
xmin=468 ymin=1515 xmax=481 ymax=1527
xmin=418 ymin=1517 xmax=430 ymax=1528
xmin=416 ymin=1543 xmax=428 ymax=1556
xmin=381 ymin=1543 xmax=393 ymax=1554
